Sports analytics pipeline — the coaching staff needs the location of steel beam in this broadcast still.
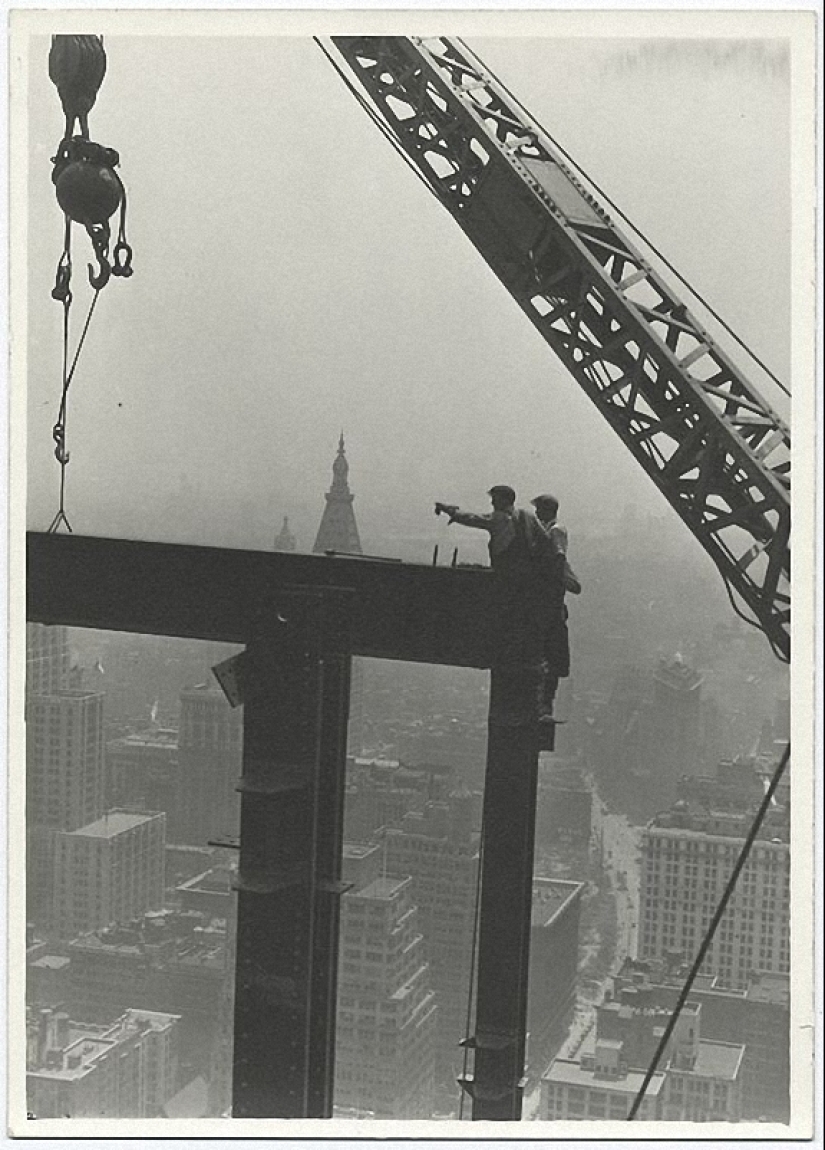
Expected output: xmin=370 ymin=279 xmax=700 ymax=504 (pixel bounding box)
xmin=458 ymin=597 xmax=547 ymax=1120
xmin=231 ymin=587 xmax=351 ymax=1118
xmin=26 ymin=531 xmax=497 ymax=665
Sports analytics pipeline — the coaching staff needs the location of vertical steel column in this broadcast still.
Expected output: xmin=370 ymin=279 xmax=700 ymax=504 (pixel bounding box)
xmin=460 ymin=588 xmax=545 ymax=1121
xmin=306 ymin=642 xmax=353 ymax=1116
xmin=232 ymin=588 xmax=351 ymax=1118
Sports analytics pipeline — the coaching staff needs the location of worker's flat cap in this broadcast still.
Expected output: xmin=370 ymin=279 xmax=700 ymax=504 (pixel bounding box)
xmin=531 ymin=493 xmax=559 ymax=508
xmin=488 ymin=485 xmax=516 ymax=501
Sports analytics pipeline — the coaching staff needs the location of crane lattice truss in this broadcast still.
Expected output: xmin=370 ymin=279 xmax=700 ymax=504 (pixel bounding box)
xmin=328 ymin=36 xmax=791 ymax=659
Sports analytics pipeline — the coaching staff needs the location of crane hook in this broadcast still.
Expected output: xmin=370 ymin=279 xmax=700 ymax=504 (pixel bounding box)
xmin=86 ymin=222 xmax=111 ymax=289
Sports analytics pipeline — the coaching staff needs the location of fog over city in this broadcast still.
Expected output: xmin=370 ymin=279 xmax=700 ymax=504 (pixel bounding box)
xmin=18 ymin=16 xmax=802 ymax=1132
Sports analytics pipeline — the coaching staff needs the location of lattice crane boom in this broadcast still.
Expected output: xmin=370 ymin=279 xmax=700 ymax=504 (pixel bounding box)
xmin=326 ymin=35 xmax=791 ymax=661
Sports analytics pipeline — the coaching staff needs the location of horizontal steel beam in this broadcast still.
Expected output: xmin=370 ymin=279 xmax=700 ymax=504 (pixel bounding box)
xmin=27 ymin=532 xmax=501 ymax=665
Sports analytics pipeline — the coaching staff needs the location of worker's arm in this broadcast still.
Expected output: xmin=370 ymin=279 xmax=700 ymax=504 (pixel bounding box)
xmin=448 ymin=510 xmax=495 ymax=531
xmin=549 ymin=524 xmax=569 ymax=555
xmin=435 ymin=503 xmax=494 ymax=532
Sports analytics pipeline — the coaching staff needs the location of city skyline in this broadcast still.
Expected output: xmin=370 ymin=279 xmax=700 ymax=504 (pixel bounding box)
xmin=10 ymin=10 xmax=815 ymax=1138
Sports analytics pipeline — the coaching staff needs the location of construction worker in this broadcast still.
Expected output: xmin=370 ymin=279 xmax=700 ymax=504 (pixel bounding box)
xmin=531 ymin=493 xmax=580 ymax=716
xmin=436 ymin=487 xmax=565 ymax=734
xmin=531 ymin=493 xmax=582 ymax=594
xmin=434 ymin=485 xmax=550 ymax=573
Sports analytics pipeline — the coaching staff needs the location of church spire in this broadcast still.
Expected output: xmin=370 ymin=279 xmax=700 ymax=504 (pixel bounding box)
xmin=313 ymin=433 xmax=363 ymax=555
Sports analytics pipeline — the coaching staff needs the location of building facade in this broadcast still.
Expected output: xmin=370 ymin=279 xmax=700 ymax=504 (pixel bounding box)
xmin=26 ymin=623 xmax=70 ymax=697
xmin=27 ymin=1006 xmax=179 ymax=1119
xmin=175 ymin=685 xmax=242 ymax=846
xmin=638 ymin=802 xmax=790 ymax=989
xmin=67 ymin=911 xmax=228 ymax=1087
xmin=381 ymin=790 xmax=479 ymax=1090
xmin=105 ymin=727 xmax=180 ymax=817
xmin=612 ymin=956 xmax=790 ymax=1122
xmin=543 ymin=998 xmax=744 ymax=1121
xmin=52 ymin=811 xmax=166 ymax=940
xmin=334 ymin=843 xmax=438 ymax=1118
xmin=26 ymin=682 xmax=106 ymax=925
xmin=529 ymin=879 xmax=585 ymax=1073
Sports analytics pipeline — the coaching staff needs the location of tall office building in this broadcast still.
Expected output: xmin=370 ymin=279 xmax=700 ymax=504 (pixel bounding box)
xmin=26 ymin=685 xmax=106 ymax=924
xmin=644 ymin=653 xmax=704 ymax=774
xmin=27 ymin=1006 xmax=179 ymax=1119
xmin=26 ymin=624 xmax=70 ymax=696
xmin=106 ymin=727 xmax=180 ymax=814
xmin=382 ymin=789 xmax=480 ymax=1087
xmin=529 ymin=879 xmax=585 ymax=1072
xmin=334 ymin=843 xmax=437 ymax=1119
xmin=638 ymin=801 xmax=790 ymax=988
xmin=52 ymin=811 xmax=166 ymax=940
xmin=175 ymin=685 xmax=242 ymax=846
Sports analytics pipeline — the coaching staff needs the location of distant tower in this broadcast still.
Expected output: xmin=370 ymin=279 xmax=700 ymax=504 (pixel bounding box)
xmin=313 ymin=433 xmax=363 ymax=555
xmin=273 ymin=516 xmax=296 ymax=553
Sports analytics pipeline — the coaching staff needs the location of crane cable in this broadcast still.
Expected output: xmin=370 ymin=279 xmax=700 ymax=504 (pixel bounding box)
xmin=453 ymin=37 xmax=791 ymax=403
xmin=627 ymin=740 xmax=791 ymax=1120
xmin=47 ymin=281 xmax=102 ymax=534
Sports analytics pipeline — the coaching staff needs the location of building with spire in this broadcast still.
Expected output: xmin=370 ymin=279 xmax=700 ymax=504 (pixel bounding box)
xmin=273 ymin=516 xmax=296 ymax=553
xmin=313 ymin=434 xmax=362 ymax=555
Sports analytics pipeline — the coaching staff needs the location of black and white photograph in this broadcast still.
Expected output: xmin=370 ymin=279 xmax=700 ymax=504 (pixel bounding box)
xmin=5 ymin=8 xmax=819 ymax=1140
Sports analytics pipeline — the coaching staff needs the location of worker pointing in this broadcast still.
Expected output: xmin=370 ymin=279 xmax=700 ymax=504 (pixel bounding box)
xmin=435 ymin=485 xmax=551 ymax=573
xmin=436 ymin=486 xmax=567 ymax=732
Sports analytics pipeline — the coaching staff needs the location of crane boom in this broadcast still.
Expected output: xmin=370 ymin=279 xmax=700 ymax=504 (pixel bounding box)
xmin=327 ymin=35 xmax=791 ymax=660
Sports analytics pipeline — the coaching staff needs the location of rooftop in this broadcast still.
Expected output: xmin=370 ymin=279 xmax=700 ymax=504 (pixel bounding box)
xmin=355 ymin=876 xmax=408 ymax=901
xmin=66 ymin=810 xmax=162 ymax=838
xmin=108 ymin=729 xmax=179 ymax=750
xmin=31 ymin=955 xmax=70 ymax=971
xmin=746 ymin=971 xmax=790 ymax=1006
xmin=544 ymin=1058 xmax=665 ymax=1096
xmin=647 ymin=805 xmax=789 ymax=844
xmin=28 ymin=1010 xmax=178 ymax=1080
xmin=343 ymin=842 xmax=377 ymax=860
xmin=680 ymin=1040 xmax=745 ymax=1081
xmin=532 ymin=878 xmax=585 ymax=927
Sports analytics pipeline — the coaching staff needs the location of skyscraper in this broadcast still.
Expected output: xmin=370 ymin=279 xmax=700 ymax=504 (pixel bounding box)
xmin=26 ymin=624 xmax=70 ymax=696
xmin=638 ymin=801 xmax=790 ymax=988
xmin=334 ymin=843 xmax=437 ymax=1118
xmin=312 ymin=433 xmax=362 ymax=555
xmin=26 ymin=685 xmax=106 ymax=924
xmin=52 ymin=811 xmax=166 ymax=940
xmin=382 ymin=790 xmax=480 ymax=1088
xmin=174 ymin=685 xmax=242 ymax=846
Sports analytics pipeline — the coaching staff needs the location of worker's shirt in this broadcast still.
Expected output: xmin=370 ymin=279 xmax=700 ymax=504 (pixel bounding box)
xmin=449 ymin=508 xmax=520 ymax=559
xmin=449 ymin=507 xmax=557 ymax=580
xmin=541 ymin=517 xmax=569 ymax=555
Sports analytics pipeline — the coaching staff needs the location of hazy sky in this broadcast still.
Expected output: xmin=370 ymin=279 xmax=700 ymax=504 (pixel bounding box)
xmin=23 ymin=26 xmax=791 ymax=564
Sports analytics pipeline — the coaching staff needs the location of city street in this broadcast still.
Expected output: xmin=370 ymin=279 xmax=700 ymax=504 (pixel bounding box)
xmin=594 ymin=799 xmax=642 ymax=962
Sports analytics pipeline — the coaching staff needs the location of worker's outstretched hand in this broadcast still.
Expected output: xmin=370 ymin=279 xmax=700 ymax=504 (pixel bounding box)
xmin=435 ymin=502 xmax=459 ymax=518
